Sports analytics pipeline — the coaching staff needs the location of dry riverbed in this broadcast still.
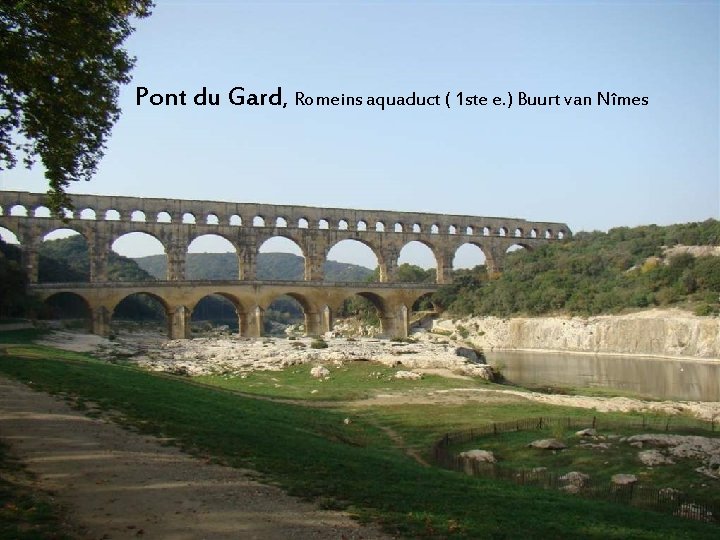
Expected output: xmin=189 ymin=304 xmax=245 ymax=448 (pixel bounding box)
xmin=37 ymin=329 xmax=720 ymax=421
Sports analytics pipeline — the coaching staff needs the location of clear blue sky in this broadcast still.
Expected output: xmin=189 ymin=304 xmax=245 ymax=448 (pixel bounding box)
xmin=1 ymin=0 xmax=718 ymax=269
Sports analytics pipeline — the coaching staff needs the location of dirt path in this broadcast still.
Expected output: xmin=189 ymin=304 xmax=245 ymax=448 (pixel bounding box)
xmin=0 ymin=376 xmax=390 ymax=540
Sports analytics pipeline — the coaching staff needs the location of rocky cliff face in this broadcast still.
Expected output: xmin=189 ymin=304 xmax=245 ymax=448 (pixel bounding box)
xmin=432 ymin=309 xmax=720 ymax=359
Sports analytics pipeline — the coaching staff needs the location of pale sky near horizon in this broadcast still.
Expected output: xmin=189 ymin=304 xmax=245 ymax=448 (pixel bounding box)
xmin=0 ymin=0 xmax=718 ymax=269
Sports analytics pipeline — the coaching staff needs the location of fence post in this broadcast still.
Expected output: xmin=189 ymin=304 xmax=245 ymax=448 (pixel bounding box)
xmin=592 ymin=416 xmax=596 ymax=429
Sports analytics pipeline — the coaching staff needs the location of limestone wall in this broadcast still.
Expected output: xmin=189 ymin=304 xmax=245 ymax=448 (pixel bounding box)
xmin=432 ymin=309 xmax=720 ymax=360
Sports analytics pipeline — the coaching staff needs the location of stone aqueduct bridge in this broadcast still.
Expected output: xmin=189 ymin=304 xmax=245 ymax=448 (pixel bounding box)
xmin=0 ymin=191 xmax=570 ymax=339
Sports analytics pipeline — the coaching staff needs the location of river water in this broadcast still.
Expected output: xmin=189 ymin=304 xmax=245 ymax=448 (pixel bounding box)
xmin=486 ymin=351 xmax=720 ymax=402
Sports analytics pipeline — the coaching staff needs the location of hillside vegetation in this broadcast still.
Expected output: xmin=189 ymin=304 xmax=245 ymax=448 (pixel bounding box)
xmin=135 ymin=252 xmax=373 ymax=281
xmin=434 ymin=220 xmax=720 ymax=317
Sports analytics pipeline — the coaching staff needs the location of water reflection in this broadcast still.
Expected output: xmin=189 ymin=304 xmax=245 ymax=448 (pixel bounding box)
xmin=487 ymin=351 xmax=720 ymax=402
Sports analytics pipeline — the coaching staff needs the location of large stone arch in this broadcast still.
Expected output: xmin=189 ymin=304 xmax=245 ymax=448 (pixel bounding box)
xmin=334 ymin=290 xmax=393 ymax=336
xmin=109 ymin=291 xmax=174 ymax=337
xmin=258 ymin=291 xmax=323 ymax=337
xmin=452 ymin=241 xmax=489 ymax=271
xmin=256 ymin=230 xmax=306 ymax=254
xmin=40 ymin=291 xmax=92 ymax=330
xmin=396 ymin=238 xmax=449 ymax=284
xmin=189 ymin=292 xmax=248 ymax=336
xmin=0 ymin=224 xmax=21 ymax=245
xmin=186 ymin=233 xmax=240 ymax=281
xmin=325 ymin=238 xmax=385 ymax=281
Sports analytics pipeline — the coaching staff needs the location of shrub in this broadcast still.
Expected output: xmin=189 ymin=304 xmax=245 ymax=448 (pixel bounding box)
xmin=310 ymin=339 xmax=328 ymax=349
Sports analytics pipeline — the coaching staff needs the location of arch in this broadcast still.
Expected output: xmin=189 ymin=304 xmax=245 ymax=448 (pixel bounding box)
xmin=187 ymin=234 xmax=238 ymax=280
xmin=506 ymin=243 xmax=530 ymax=254
xmin=448 ymin=225 xmax=457 ymax=235
xmin=40 ymin=292 xmax=91 ymax=329
xmin=275 ymin=216 xmax=288 ymax=228
xmin=253 ymin=215 xmax=265 ymax=227
xmin=412 ymin=223 xmax=421 ymax=233
xmin=157 ymin=211 xmax=172 ymax=223
xmin=466 ymin=226 xmax=474 ymax=235
xmin=187 ymin=233 xmax=236 ymax=253
xmin=183 ymin=212 xmax=196 ymax=224
xmin=111 ymin=292 xmax=169 ymax=336
xmin=498 ymin=227 xmax=507 ymax=237
xmin=557 ymin=230 xmax=566 ymax=240
xmin=411 ymin=292 xmax=435 ymax=313
xmin=453 ymin=242 xmax=487 ymax=270
xmin=79 ymin=208 xmax=96 ymax=220
xmin=398 ymin=240 xmax=438 ymax=273
xmin=206 ymin=213 xmax=219 ymax=225
xmin=318 ymin=219 xmax=329 ymax=230
xmin=530 ymin=228 xmax=538 ymax=238
xmin=0 ymin=226 xmax=20 ymax=245
xmin=39 ymin=229 xmax=89 ymax=283
xmin=258 ymin=236 xmax=305 ymax=280
xmin=42 ymin=227 xmax=84 ymax=242
xmin=105 ymin=209 xmax=121 ymax=221
xmin=325 ymin=239 xmax=379 ymax=282
xmin=338 ymin=219 xmax=349 ymax=230
xmin=111 ymin=232 xmax=167 ymax=281
xmin=131 ymin=210 xmax=146 ymax=222
xmin=9 ymin=205 xmax=27 ymax=217
xmin=430 ymin=224 xmax=439 ymax=234
xmin=230 ymin=214 xmax=242 ymax=226
xmin=34 ymin=206 xmax=51 ymax=218
xmin=357 ymin=220 xmax=367 ymax=231
xmin=544 ymin=229 xmax=553 ymax=239
xmin=375 ymin=221 xmax=385 ymax=232
xmin=298 ymin=218 xmax=309 ymax=229
xmin=394 ymin=223 xmax=403 ymax=233
xmin=514 ymin=228 xmax=523 ymax=238
xmin=63 ymin=208 xmax=74 ymax=219
xmin=190 ymin=293 xmax=244 ymax=334
xmin=482 ymin=226 xmax=490 ymax=236
xmin=335 ymin=291 xmax=386 ymax=335
xmin=264 ymin=294 xmax=307 ymax=335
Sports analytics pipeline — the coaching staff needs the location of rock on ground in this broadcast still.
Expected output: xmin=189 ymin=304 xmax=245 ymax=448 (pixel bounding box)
xmin=528 ymin=438 xmax=567 ymax=450
xmin=459 ymin=449 xmax=496 ymax=463
xmin=612 ymin=474 xmax=638 ymax=486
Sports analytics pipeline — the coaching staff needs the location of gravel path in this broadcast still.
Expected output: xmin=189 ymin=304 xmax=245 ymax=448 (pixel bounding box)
xmin=0 ymin=376 xmax=390 ymax=540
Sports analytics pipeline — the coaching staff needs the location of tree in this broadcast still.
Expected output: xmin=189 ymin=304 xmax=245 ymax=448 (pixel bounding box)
xmin=0 ymin=1 xmax=153 ymax=214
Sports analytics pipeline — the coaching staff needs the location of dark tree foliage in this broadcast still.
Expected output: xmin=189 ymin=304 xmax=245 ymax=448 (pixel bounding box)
xmin=0 ymin=1 xmax=153 ymax=214
xmin=0 ymin=238 xmax=31 ymax=317
xmin=434 ymin=220 xmax=720 ymax=317
xmin=367 ymin=263 xmax=436 ymax=284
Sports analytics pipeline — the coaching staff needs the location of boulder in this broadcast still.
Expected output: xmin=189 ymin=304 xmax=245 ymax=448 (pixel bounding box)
xmin=560 ymin=471 xmax=590 ymax=487
xmin=528 ymin=438 xmax=567 ymax=450
xmin=455 ymin=346 xmax=484 ymax=364
xmin=611 ymin=474 xmax=638 ymax=486
xmin=459 ymin=449 xmax=496 ymax=463
xmin=575 ymin=428 xmax=597 ymax=437
xmin=638 ymin=449 xmax=674 ymax=466
xmin=310 ymin=365 xmax=330 ymax=378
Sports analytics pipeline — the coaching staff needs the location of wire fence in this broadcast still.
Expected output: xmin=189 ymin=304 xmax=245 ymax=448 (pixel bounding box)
xmin=432 ymin=415 xmax=719 ymax=524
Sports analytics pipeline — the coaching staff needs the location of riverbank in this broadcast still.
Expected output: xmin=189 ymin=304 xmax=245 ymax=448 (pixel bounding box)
xmin=432 ymin=308 xmax=720 ymax=361
xmin=34 ymin=328 xmax=720 ymax=422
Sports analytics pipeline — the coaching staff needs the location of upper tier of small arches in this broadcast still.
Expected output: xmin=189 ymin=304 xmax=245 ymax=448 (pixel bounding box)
xmin=0 ymin=191 xmax=570 ymax=240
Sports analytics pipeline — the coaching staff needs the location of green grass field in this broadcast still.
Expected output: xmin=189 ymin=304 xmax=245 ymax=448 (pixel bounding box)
xmin=0 ymin=332 xmax=717 ymax=538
